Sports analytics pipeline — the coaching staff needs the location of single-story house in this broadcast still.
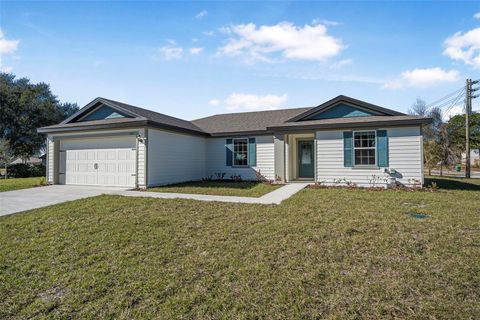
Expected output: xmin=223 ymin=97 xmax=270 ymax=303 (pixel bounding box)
xmin=38 ymin=95 xmax=431 ymax=188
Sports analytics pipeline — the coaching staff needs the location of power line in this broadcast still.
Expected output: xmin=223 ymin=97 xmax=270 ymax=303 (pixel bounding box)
xmin=441 ymin=91 xmax=465 ymax=118
xmin=428 ymin=88 xmax=465 ymax=110
xmin=425 ymin=87 xmax=464 ymax=109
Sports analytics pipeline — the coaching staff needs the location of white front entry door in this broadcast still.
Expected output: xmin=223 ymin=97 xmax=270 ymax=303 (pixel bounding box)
xmin=65 ymin=148 xmax=136 ymax=187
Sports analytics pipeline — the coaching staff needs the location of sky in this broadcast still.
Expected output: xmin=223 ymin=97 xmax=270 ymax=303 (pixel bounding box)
xmin=1 ymin=1 xmax=480 ymax=120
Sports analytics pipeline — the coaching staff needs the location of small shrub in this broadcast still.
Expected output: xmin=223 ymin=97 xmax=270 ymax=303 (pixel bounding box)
xmin=230 ymin=174 xmax=242 ymax=182
xmin=6 ymin=164 xmax=46 ymax=178
xmin=408 ymin=178 xmax=422 ymax=188
xmin=369 ymin=174 xmax=388 ymax=188
xmin=214 ymin=172 xmax=226 ymax=180
xmin=429 ymin=181 xmax=438 ymax=190
xmin=333 ymin=178 xmax=357 ymax=187
xmin=254 ymin=170 xmax=268 ymax=182
xmin=6 ymin=164 xmax=31 ymax=178
xmin=30 ymin=164 xmax=46 ymax=177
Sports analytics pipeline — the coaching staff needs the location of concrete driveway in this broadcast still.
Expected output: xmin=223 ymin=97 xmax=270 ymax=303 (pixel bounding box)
xmin=0 ymin=185 xmax=128 ymax=217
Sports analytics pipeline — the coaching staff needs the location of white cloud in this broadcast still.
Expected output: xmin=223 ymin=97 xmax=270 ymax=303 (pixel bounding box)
xmin=312 ymin=18 xmax=341 ymax=26
xmin=195 ymin=10 xmax=208 ymax=19
xmin=330 ymin=58 xmax=353 ymax=69
xmin=203 ymin=31 xmax=215 ymax=37
xmin=443 ymin=27 xmax=480 ymax=68
xmin=0 ymin=30 xmax=19 ymax=54
xmin=218 ymin=26 xmax=231 ymax=34
xmin=383 ymin=67 xmax=460 ymax=89
xmin=208 ymin=99 xmax=221 ymax=106
xmin=474 ymin=12 xmax=480 ymax=19
xmin=402 ymin=68 xmax=460 ymax=86
xmin=218 ymin=22 xmax=345 ymax=62
xmin=156 ymin=40 xmax=183 ymax=60
xmin=0 ymin=30 xmax=19 ymax=72
xmin=209 ymin=93 xmax=288 ymax=111
xmin=189 ymin=47 xmax=203 ymax=55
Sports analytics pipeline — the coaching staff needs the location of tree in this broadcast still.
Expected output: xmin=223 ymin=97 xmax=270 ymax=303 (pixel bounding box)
xmin=423 ymin=140 xmax=441 ymax=176
xmin=409 ymin=98 xmax=444 ymax=171
xmin=0 ymin=139 xmax=14 ymax=178
xmin=446 ymin=112 xmax=480 ymax=152
xmin=409 ymin=98 xmax=429 ymax=117
xmin=0 ymin=73 xmax=79 ymax=160
xmin=438 ymin=124 xmax=460 ymax=175
xmin=409 ymin=98 xmax=443 ymax=140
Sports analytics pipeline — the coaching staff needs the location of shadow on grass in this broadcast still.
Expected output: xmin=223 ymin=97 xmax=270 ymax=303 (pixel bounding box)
xmin=425 ymin=177 xmax=480 ymax=191
xmin=163 ymin=181 xmax=263 ymax=190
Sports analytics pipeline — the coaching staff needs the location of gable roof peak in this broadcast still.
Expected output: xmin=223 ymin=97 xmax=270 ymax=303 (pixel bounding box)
xmin=287 ymin=95 xmax=405 ymax=122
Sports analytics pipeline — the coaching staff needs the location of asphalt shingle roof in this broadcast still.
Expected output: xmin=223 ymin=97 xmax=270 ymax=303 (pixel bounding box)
xmin=191 ymin=107 xmax=311 ymax=135
xmin=39 ymin=96 xmax=431 ymax=135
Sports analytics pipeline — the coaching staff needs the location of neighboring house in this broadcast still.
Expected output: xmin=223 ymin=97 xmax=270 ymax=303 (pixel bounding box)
xmin=10 ymin=156 xmax=44 ymax=166
xmin=38 ymin=95 xmax=431 ymax=188
xmin=461 ymin=149 xmax=480 ymax=167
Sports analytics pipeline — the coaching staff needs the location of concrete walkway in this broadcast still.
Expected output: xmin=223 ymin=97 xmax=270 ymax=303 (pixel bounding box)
xmin=0 ymin=183 xmax=310 ymax=217
xmin=117 ymin=183 xmax=310 ymax=205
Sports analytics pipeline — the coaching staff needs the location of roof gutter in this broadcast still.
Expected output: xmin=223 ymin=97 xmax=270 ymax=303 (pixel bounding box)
xmin=38 ymin=119 xmax=208 ymax=137
xmin=267 ymin=118 xmax=432 ymax=132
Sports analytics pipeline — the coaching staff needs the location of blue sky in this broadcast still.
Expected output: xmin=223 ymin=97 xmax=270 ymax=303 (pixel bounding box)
xmin=1 ymin=1 xmax=479 ymax=120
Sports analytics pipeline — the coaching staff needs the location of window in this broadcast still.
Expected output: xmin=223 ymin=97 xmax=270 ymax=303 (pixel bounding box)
xmin=354 ymin=131 xmax=376 ymax=166
xmin=233 ymin=138 xmax=248 ymax=166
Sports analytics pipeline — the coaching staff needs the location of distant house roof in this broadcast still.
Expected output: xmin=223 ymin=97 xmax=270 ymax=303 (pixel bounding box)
xmin=10 ymin=157 xmax=43 ymax=165
xmin=38 ymin=95 xmax=430 ymax=136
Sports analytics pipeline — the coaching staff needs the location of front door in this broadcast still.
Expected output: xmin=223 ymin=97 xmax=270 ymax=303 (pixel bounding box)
xmin=298 ymin=140 xmax=314 ymax=179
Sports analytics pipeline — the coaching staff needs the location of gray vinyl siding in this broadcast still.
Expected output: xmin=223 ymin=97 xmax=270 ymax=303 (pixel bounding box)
xmin=47 ymin=138 xmax=55 ymax=183
xmin=316 ymin=126 xmax=422 ymax=187
xmin=205 ymin=135 xmax=275 ymax=181
xmin=147 ymin=128 xmax=206 ymax=186
xmin=137 ymin=138 xmax=146 ymax=187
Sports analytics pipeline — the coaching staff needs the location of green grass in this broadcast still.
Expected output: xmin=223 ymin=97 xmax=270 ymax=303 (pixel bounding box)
xmin=147 ymin=180 xmax=281 ymax=197
xmin=0 ymin=177 xmax=45 ymax=192
xmin=1 ymin=177 xmax=479 ymax=319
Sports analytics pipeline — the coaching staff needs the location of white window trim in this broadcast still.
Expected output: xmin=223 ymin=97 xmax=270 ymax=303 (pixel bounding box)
xmin=353 ymin=130 xmax=377 ymax=167
xmin=232 ymin=137 xmax=249 ymax=167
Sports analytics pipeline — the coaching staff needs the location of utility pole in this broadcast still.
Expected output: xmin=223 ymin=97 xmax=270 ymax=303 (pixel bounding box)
xmin=465 ymin=79 xmax=471 ymax=178
xmin=465 ymin=78 xmax=479 ymax=179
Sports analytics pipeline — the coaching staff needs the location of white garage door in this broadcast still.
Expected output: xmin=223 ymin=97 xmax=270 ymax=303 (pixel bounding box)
xmin=65 ymin=148 xmax=136 ymax=187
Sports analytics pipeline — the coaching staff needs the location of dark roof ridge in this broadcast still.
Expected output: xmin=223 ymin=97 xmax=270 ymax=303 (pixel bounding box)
xmin=193 ymin=106 xmax=312 ymax=121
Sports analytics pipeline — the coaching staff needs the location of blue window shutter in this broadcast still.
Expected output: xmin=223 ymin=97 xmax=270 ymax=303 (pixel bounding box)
xmin=226 ymin=138 xmax=233 ymax=166
xmin=343 ymin=131 xmax=353 ymax=167
xmin=248 ymin=138 xmax=256 ymax=166
xmin=377 ymin=130 xmax=388 ymax=167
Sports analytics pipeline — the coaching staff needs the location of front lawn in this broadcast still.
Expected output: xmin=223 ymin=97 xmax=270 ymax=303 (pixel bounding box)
xmin=147 ymin=180 xmax=281 ymax=197
xmin=0 ymin=177 xmax=479 ymax=318
xmin=0 ymin=177 xmax=45 ymax=192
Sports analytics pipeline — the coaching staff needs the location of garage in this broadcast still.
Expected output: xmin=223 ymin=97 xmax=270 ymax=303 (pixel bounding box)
xmin=58 ymin=136 xmax=138 ymax=188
